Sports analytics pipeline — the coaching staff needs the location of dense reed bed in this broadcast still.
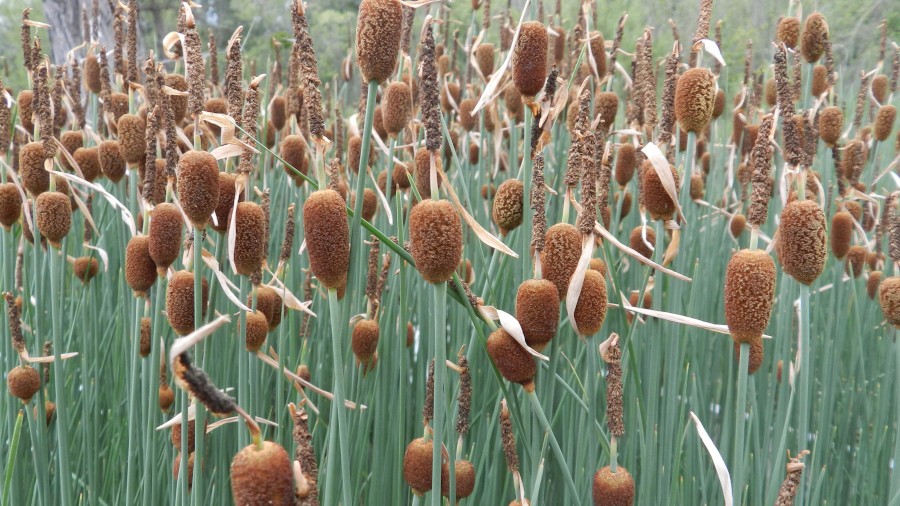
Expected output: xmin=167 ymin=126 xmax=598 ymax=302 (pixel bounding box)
xmin=0 ymin=1 xmax=898 ymax=505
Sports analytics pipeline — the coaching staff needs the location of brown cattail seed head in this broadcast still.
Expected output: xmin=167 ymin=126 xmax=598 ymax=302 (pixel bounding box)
xmin=629 ymin=226 xmax=655 ymax=259
xmin=830 ymin=211 xmax=853 ymax=260
xmin=595 ymin=92 xmax=618 ymax=132
xmin=0 ymin=183 xmax=22 ymax=228
xmin=614 ymin=143 xmax=636 ymax=186
xmin=811 ymin=65 xmax=828 ymax=97
xmin=725 ymin=249 xmax=777 ymax=343
xmin=575 ymin=269 xmax=608 ymax=336
xmin=98 ymin=140 xmax=126 ymax=182
xmin=690 ymin=174 xmax=705 ymax=200
xmin=512 ymin=22 xmax=548 ymax=98
xmin=458 ymin=98 xmax=477 ymax=131
xmin=139 ymin=317 xmax=151 ymax=356
xmin=777 ymin=199 xmax=827 ymax=285
xmin=868 ymin=271 xmax=883 ymax=300
xmin=19 ymin=142 xmax=49 ymax=196
xmin=244 ymin=310 xmax=268 ymax=352
xmin=875 ymin=105 xmax=896 ymax=142
xmin=593 ymin=465 xmax=635 ymax=506
xmin=382 ymin=81 xmax=412 ymax=136
xmin=126 ymin=235 xmax=157 ymax=295
xmin=356 ymin=0 xmax=403 ymax=84
xmin=441 ymin=460 xmax=476 ymax=499
xmin=872 ymin=74 xmax=888 ymax=104
xmin=159 ymin=383 xmax=175 ymax=411
xmin=675 ymin=68 xmax=717 ymax=133
xmin=280 ymin=135 xmax=309 ymax=182
xmin=403 ymin=438 xmax=434 ymax=494
xmin=765 ymin=79 xmax=777 ymax=108
xmin=486 ymin=328 xmax=536 ymax=386
xmin=589 ymin=32 xmax=607 ymax=78
xmin=712 ymin=89 xmax=726 ymax=119
xmin=409 ymin=199 xmax=463 ymax=284
xmin=476 ymin=43 xmax=495 ymax=78
xmin=211 ymin=172 xmax=242 ymax=233
xmin=414 ymin=149 xmax=442 ymax=199
xmin=777 ymin=17 xmax=801 ymax=49
xmin=165 ymin=74 xmax=188 ymax=123
xmin=84 ymin=55 xmax=102 ymax=93
xmin=117 ymin=114 xmax=145 ymax=165
xmin=254 ymin=286 xmax=284 ymax=331
xmin=542 ymin=223 xmax=581 ymax=299
xmin=801 ymin=13 xmax=828 ymax=63
xmin=818 ymin=106 xmax=843 ymax=147
xmin=440 ymin=82 xmax=461 ymax=112
xmin=177 ymin=151 xmax=220 ymax=228
xmin=846 ymin=246 xmax=866 ymax=278
xmin=60 ymin=131 xmax=84 ymax=171
xmin=352 ymin=319 xmax=379 ymax=363
xmin=515 ymin=279 xmax=560 ymax=350
xmin=733 ymin=336 xmax=764 ymax=374
xmin=7 ymin=365 xmax=40 ymax=403
xmin=71 ymin=146 xmax=100 ymax=182
xmin=233 ymin=202 xmax=266 ymax=276
xmin=879 ymin=276 xmax=900 ymax=326
xmin=166 ymin=270 xmax=209 ymax=335
xmin=35 ymin=191 xmax=72 ymax=248
xmin=74 ymin=256 xmax=99 ymax=283
xmin=492 ymin=179 xmax=524 ymax=235
xmin=304 ymin=190 xmax=350 ymax=290
xmin=729 ymin=213 xmax=747 ymax=238
xmin=349 ymin=135 xmax=374 ymax=173
xmin=230 ymin=441 xmax=295 ymax=505
xmin=642 ymin=163 xmax=680 ymax=220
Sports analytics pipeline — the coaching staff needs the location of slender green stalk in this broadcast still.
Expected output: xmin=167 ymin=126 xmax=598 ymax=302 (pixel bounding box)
xmin=431 ymin=281 xmax=448 ymax=506
xmin=191 ymin=225 xmax=205 ymax=502
xmin=796 ymin=283 xmax=811 ymax=505
xmin=48 ymin=242 xmax=72 ymax=505
xmin=732 ymin=342 xmax=749 ymax=505
xmin=526 ymin=390 xmax=580 ymax=505
xmin=348 ymin=80 xmax=379 ymax=319
xmin=2 ymin=410 xmax=23 ymax=506
xmin=324 ymin=288 xmax=352 ymax=506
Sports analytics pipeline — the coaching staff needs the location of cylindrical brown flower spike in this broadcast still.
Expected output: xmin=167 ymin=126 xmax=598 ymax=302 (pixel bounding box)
xmin=0 ymin=183 xmax=22 ymax=229
xmin=747 ymin=114 xmax=775 ymax=227
xmin=875 ymin=105 xmax=896 ymax=142
xmin=177 ymin=151 xmax=220 ymax=229
xmin=830 ymin=210 xmax=853 ymax=260
xmin=382 ymin=81 xmax=412 ymax=137
xmin=499 ymin=400 xmax=520 ymax=472
xmin=542 ymin=223 xmax=581 ymax=300
xmin=593 ymin=466 xmax=635 ymax=506
xmin=675 ymin=67 xmax=717 ymax=134
xmin=531 ymin=154 xmax=547 ymax=255
xmin=512 ymin=22 xmax=548 ymax=98
xmin=356 ymin=0 xmax=402 ymax=84
xmin=291 ymin=0 xmax=325 ymax=140
xmin=492 ymin=179 xmax=524 ymax=236
xmin=166 ymin=270 xmax=209 ymax=335
xmin=775 ymin=451 xmax=809 ymax=506
xmin=409 ymin=199 xmax=463 ymax=283
xmin=233 ymin=202 xmax=266 ymax=276
xmin=777 ymin=200 xmax=827 ymax=286
xmin=602 ymin=336 xmax=625 ymax=437
xmin=488 ymin=329 xmax=536 ymax=388
xmin=35 ymin=191 xmax=71 ymax=248
xmin=224 ymin=32 xmax=243 ymax=129
xmin=303 ymin=189 xmax=350 ymax=290
xmin=725 ymin=249 xmax=776 ymax=343
xmin=126 ymin=235 xmax=157 ymax=296
xmin=183 ymin=8 xmax=206 ymax=118
xmin=801 ymin=12 xmax=828 ymax=63
xmin=230 ymin=441 xmax=295 ymax=505
xmin=420 ymin=24 xmax=442 ymax=153
xmin=403 ymin=437 xmax=435 ymax=495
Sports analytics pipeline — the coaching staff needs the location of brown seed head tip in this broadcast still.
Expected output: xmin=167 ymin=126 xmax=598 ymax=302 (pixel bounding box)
xmin=126 ymin=235 xmax=157 ymax=295
xmin=614 ymin=143 xmax=636 ymax=186
xmin=304 ymin=189 xmax=350 ymax=290
xmin=35 ymin=191 xmax=72 ymax=248
xmin=234 ymin=202 xmax=267 ymax=275
xmin=733 ymin=336 xmax=764 ymax=374
xmin=254 ymin=285 xmax=284 ymax=330
xmin=487 ymin=328 xmax=537 ymax=385
xmin=458 ymin=98 xmax=478 ymax=131
xmin=352 ymin=319 xmax=380 ymax=362
xmin=872 ymin=75 xmax=888 ymax=104
xmin=7 ymin=365 xmax=41 ymax=402
xmin=777 ymin=199 xmax=827 ymax=285
xmin=830 ymin=211 xmax=853 ymax=260
xmin=159 ymin=384 xmax=175 ymax=411
xmin=356 ymin=0 xmax=403 ymax=84
xmin=846 ymin=246 xmax=867 ymax=278
xmin=516 ymin=279 xmax=560 ymax=349
xmin=280 ymin=134 xmax=309 ymax=182
xmin=595 ymin=92 xmax=618 ymax=131
xmin=875 ymin=105 xmax=896 ymax=142
xmin=139 ymin=316 xmax=151 ymax=356
xmin=98 ymin=140 xmax=126 ymax=183
xmin=440 ymin=82 xmax=461 ymax=112
xmin=801 ymin=13 xmax=828 ymax=63
xmin=690 ymin=174 xmax=705 ymax=200
xmin=593 ymin=465 xmax=635 ymax=506
xmin=811 ymin=65 xmax=828 ymax=97
xmin=19 ymin=142 xmax=49 ymax=196
xmin=230 ymin=441 xmax=295 ymax=505
xmin=403 ymin=437 xmax=434 ymax=494
xmin=177 ymin=150 xmax=220 ymax=228
xmin=777 ymin=17 xmax=801 ymax=49
xmin=0 ymin=183 xmax=23 ymax=228
xmin=818 ymin=106 xmax=843 ymax=147
xmin=731 ymin=214 xmax=747 ymax=238
xmin=382 ymin=81 xmax=412 ymax=136
xmin=117 ymin=114 xmax=145 ymax=164
xmin=409 ymin=199 xmax=463 ymax=284
xmin=590 ymin=258 xmax=607 ymax=277
xmin=492 ymin=179 xmax=524 ymax=235
xmin=712 ymin=89 xmax=726 ymax=119
xmin=244 ymin=310 xmax=268 ymax=352
xmin=441 ymin=459 xmax=476 ymax=499
xmin=879 ymin=276 xmax=900 ymax=326
xmin=725 ymin=249 xmax=777 ymax=344
xmin=165 ymin=270 xmax=210 ymax=335
xmin=575 ymin=269 xmax=608 ymax=336
xmin=414 ymin=148 xmax=443 ymax=199
xmin=149 ymin=203 xmax=184 ymax=271
xmin=542 ymin=223 xmax=581 ymax=300
xmin=392 ymin=162 xmax=412 ymax=190
xmin=72 ymin=147 xmax=100 ymax=182
xmin=512 ymin=22 xmax=548 ymax=97
xmin=868 ymin=271 xmax=883 ymax=300
xmin=210 ymin=172 xmax=242 ymax=233
xmin=629 ymin=225 xmax=656 ymax=259
xmin=642 ymin=163 xmax=680 ymax=220
xmin=476 ymin=43 xmax=495 ymax=78
xmin=74 ymin=256 xmax=100 ymax=283
xmin=675 ymin=68 xmax=717 ymax=133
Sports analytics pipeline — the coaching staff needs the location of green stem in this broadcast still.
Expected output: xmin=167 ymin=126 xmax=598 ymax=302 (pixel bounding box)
xmin=431 ymin=281 xmax=448 ymax=506
xmin=526 ymin=391 xmax=581 ymax=505
xmin=348 ymin=80 xmax=379 ymax=319
xmin=2 ymin=410 xmax=23 ymax=506
xmin=48 ymin=243 xmax=71 ymax=505
xmin=325 ymin=288 xmax=353 ymax=506
xmin=191 ymin=226 xmax=205 ymax=501
xmin=733 ymin=342 xmax=750 ymax=505
xmin=796 ymin=283 xmax=811 ymax=505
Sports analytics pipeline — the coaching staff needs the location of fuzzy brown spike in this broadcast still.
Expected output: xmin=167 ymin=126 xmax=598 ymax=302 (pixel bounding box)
xmin=607 ymin=13 xmax=626 ymax=78
xmin=421 ymin=24 xmax=441 ymax=152
xmin=688 ymin=0 xmax=713 ymax=67
xmin=225 ymin=33 xmax=243 ymax=129
xmin=237 ymin=80 xmax=260 ymax=175
xmin=775 ymin=451 xmax=808 ymax=506
xmin=455 ymin=353 xmax=471 ymax=436
xmin=162 ymin=96 xmax=178 ymax=179
xmin=291 ymin=1 xmax=325 ymax=140
xmin=890 ymin=201 xmax=900 ymax=264
xmin=113 ymin=6 xmax=125 ymax=78
xmin=31 ymin=38 xmax=41 ymax=77
xmin=499 ymin=400 xmax=519 ymax=473
xmin=400 ymin=6 xmax=415 ymax=54
xmin=743 ymin=39 xmax=753 ymax=88
xmin=0 ymin=77 xmax=9 ymax=152
xmin=208 ymin=30 xmax=219 ymax=86
xmin=639 ymin=29 xmax=656 ymax=131
xmin=482 ymin=0 xmax=491 ymax=30
xmin=531 ymin=154 xmax=547 ymax=254
xmin=172 ymin=351 xmax=237 ymax=416
xmin=565 ymin=88 xmax=591 ymax=188
xmin=291 ymin=405 xmax=319 ymax=505
xmin=51 ymin=66 xmax=65 ymax=137
xmin=365 ymin=235 xmax=380 ymax=305
xmin=891 ymin=45 xmax=900 ymax=94
xmin=126 ymin=0 xmax=139 ymax=85
xmin=83 ymin=194 xmax=93 ymax=243
xmin=68 ymin=63 xmax=86 ymax=129
xmin=774 ymin=44 xmax=800 ymax=167
xmin=21 ymin=9 xmax=32 ymax=72
xmin=853 ymin=72 xmax=870 ymax=129
xmin=5 ymin=292 xmax=26 ymax=355
xmin=577 ymin=134 xmax=598 ymax=235
xmin=33 ymin=63 xmax=55 ymax=159
xmin=603 ymin=337 xmax=624 ymax=437
xmin=423 ymin=359 xmax=435 ymax=423
xmin=184 ymin=12 xmax=206 ymax=118
xmin=142 ymin=107 xmax=161 ymax=204
xmin=659 ymin=47 xmax=679 ymax=146
xmin=748 ymin=114 xmax=774 ymax=227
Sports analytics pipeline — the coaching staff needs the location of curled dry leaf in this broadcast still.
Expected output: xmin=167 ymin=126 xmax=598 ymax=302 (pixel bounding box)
xmin=478 ymin=305 xmax=549 ymax=361
xmin=689 ymin=411 xmax=733 ymax=506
